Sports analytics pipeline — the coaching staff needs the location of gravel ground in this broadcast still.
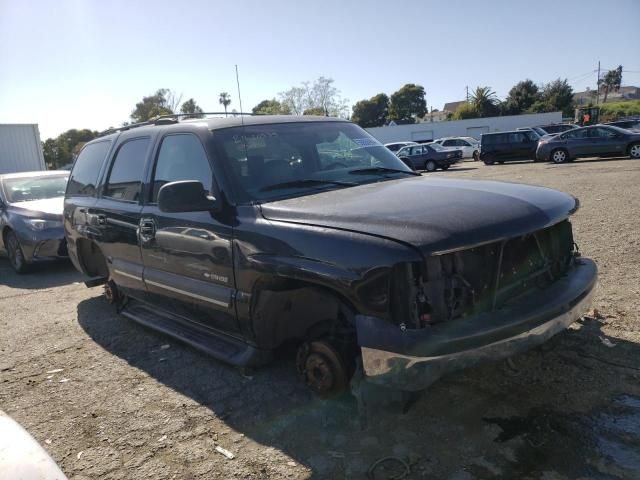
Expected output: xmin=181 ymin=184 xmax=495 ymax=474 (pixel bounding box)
xmin=1 ymin=157 xmax=640 ymax=479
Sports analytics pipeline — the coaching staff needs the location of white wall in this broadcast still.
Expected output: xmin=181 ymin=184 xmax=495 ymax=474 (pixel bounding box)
xmin=0 ymin=124 xmax=46 ymax=174
xmin=367 ymin=112 xmax=563 ymax=143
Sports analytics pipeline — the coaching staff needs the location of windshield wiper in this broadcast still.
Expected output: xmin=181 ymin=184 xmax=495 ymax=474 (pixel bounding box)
xmin=259 ymin=178 xmax=357 ymax=192
xmin=348 ymin=167 xmax=419 ymax=176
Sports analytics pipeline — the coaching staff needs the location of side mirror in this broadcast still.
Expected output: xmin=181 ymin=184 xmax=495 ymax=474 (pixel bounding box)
xmin=157 ymin=180 xmax=218 ymax=213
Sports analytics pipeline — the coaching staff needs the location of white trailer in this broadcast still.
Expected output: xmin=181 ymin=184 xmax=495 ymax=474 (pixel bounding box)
xmin=367 ymin=112 xmax=563 ymax=144
xmin=0 ymin=124 xmax=46 ymax=174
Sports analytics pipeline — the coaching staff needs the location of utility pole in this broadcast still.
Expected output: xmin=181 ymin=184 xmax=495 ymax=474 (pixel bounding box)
xmin=596 ymin=60 xmax=601 ymax=105
xmin=466 ymin=86 xmax=469 ymax=102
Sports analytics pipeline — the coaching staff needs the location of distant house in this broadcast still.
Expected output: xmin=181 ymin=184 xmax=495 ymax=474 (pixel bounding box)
xmin=573 ymin=85 xmax=639 ymax=105
xmin=417 ymin=110 xmax=450 ymax=123
xmin=443 ymin=100 xmax=467 ymax=114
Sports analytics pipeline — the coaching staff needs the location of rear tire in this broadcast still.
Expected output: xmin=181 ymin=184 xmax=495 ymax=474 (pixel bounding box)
xmin=473 ymin=151 xmax=479 ymax=161
xmin=5 ymin=231 xmax=28 ymax=274
xmin=425 ymin=160 xmax=437 ymax=172
xmin=551 ymin=149 xmax=568 ymax=164
xmin=629 ymin=143 xmax=640 ymax=159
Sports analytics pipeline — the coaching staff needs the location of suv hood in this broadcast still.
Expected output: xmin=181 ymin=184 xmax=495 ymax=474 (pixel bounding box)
xmin=259 ymin=177 xmax=577 ymax=255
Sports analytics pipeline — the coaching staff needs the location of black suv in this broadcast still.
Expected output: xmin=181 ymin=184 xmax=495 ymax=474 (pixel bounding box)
xmin=65 ymin=115 xmax=597 ymax=397
xmin=479 ymin=130 xmax=540 ymax=164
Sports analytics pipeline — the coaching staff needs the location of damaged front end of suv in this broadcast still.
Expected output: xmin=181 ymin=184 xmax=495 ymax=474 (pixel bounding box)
xmin=356 ymin=218 xmax=597 ymax=392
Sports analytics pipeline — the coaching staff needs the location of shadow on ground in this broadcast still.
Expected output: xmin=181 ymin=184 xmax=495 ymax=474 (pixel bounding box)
xmin=77 ymin=297 xmax=640 ymax=478
xmin=0 ymin=253 xmax=82 ymax=290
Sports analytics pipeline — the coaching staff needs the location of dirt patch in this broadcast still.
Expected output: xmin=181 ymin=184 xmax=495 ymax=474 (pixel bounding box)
xmin=1 ymin=158 xmax=639 ymax=479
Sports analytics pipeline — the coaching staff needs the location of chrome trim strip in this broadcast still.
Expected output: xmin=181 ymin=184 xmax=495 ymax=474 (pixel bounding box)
xmin=114 ymin=269 xmax=142 ymax=282
xmin=107 ymin=218 xmax=137 ymax=229
xmin=144 ymin=279 xmax=229 ymax=308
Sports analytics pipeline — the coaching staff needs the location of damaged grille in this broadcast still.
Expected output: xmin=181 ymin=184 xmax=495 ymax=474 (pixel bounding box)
xmin=399 ymin=220 xmax=576 ymax=328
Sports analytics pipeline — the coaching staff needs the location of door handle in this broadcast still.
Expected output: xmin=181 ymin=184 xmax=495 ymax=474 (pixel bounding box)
xmin=139 ymin=218 xmax=156 ymax=240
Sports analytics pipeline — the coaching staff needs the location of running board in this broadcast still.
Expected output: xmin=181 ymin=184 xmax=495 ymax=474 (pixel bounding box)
xmin=120 ymin=300 xmax=271 ymax=367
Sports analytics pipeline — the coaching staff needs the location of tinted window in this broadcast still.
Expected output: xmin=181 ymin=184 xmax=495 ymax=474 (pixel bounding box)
xmin=67 ymin=141 xmax=111 ymax=196
xmin=591 ymin=127 xmax=617 ymax=138
xmin=564 ymin=129 xmax=589 ymax=139
xmin=442 ymin=140 xmax=455 ymax=147
xmin=214 ymin=122 xmax=413 ymax=202
xmin=482 ymin=135 xmax=496 ymax=145
xmin=104 ymin=138 xmax=149 ymax=201
xmin=151 ymin=135 xmax=213 ymax=202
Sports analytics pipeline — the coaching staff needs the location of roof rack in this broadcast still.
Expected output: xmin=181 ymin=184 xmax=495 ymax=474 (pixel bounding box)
xmin=98 ymin=112 xmax=256 ymax=137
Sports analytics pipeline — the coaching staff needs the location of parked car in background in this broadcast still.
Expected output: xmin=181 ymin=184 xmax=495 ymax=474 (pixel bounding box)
xmin=384 ymin=141 xmax=419 ymax=153
xmin=0 ymin=170 xmax=69 ymax=272
xmin=396 ymin=143 xmax=462 ymax=171
xmin=433 ymin=137 xmax=480 ymax=161
xmin=539 ymin=124 xmax=578 ymax=135
xmin=480 ymin=130 xmax=539 ymax=164
xmin=517 ymin=126 xmax=548 ymax=138
xmin=605 ymin=119 xmax=640 ymax=132
xmin=64 ymin=115 xmax=596 ymax=398
xmin=536 ymin=125 xmax=640 ymax=163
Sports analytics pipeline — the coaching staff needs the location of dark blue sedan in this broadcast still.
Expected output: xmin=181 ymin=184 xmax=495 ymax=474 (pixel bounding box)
xmin=396 ymin=143 xmax=463 ymax=172
xmin=0 ymin=171 xmax=69 ymax=273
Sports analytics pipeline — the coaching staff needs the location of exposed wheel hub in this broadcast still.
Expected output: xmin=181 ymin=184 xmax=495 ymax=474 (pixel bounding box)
xmin=104 ymin=280 xmax=119 ymax=304
xmin=296 ymin=340 xmax=348 ymax=397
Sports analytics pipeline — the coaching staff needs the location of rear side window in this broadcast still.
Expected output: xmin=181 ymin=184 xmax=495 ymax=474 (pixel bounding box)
xmin=104 ymin=138 xmax=150 ymax=202
xmin=151 ymin=134 xmax=213 ymax=202
xmin=67 ymin=141 xmax=111 ymax=196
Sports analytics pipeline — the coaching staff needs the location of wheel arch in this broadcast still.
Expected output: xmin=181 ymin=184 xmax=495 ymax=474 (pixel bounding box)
xmin=75 ymin=238 xmax=109 ymax=278
xmin=249 ymin=274 xmax=358 ymax=350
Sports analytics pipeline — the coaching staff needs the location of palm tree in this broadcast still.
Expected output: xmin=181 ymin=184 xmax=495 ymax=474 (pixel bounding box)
xmin=218 ymin=92 xmax=231 ymax=117
xmin=471 ymin=86 xmax=499 ymax=117
xmin=598 ymin=65 xmax=623 ymax=103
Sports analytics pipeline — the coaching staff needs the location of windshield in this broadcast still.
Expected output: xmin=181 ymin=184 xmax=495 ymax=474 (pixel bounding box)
xmin=213 ymin=122 xmax=416 ymax=202
xmin=2 ymin=175 xmax=68 ymax=203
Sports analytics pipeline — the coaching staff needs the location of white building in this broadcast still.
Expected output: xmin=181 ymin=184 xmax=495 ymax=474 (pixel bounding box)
xmin=0 ymin=124 xmax=46 ymax=174
xmin=367 ymin=112 xmax=563 ymax=143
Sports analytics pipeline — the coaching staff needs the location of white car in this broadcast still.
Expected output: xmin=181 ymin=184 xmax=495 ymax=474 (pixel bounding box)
xmin=384 ymin=141 xmax=419 ymax=153
xmin=433 ymin=137 xmax=480 ymax=161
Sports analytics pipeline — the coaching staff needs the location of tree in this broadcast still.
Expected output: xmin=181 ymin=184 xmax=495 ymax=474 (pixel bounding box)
xmin=599 ymin=65 xmax=623 ymax=103
xmin=42 ymin=128 xmax=99 ymax=169
xmin=470 ymin=86 xmax=500 ymax=117
xmin=279 ymin=86 xmax=307 ymax=115
xmin=351 ymin=93 xmax=389 ymax=127
xmin=453 ymin=102 xmax=480 ymax=120
xmin=130 ymin=89 xmax=175 ymax=123
xmin=388 ymin=84 xmax=427 ymax=124
xmin=252 ymin=98 xmax=290 ymax=115
xmin=530 ymin=78 xmax=574 ymax=116
xmin=279 ymin=77 xmax=349 ymax=117
xmin=503 ymin=79 xmax=540 ymax=114
xmin=180 ymin=98 xmax=204 ymax=118
xmin=303 ymin=106 xmax=326 ymax=116
xmin=219 ymin=92 xmax=231 ymax=116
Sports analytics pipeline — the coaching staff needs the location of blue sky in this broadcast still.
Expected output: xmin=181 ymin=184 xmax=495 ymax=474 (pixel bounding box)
xmin=1 ymin=0 xmax=639 ymax=139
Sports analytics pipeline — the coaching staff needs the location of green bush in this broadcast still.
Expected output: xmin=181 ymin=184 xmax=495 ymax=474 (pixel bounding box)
xmin=599 ymin=100 xmax=640 ymax=121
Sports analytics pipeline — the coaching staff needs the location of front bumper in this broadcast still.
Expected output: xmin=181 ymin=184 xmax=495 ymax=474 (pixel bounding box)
xmin=18 ymin=227 xmax=68 ymax=262
xmin=536 ymin=145 xmax=552 ymax=161
xmin=356 ymin=257 xmax=597 ymax=391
